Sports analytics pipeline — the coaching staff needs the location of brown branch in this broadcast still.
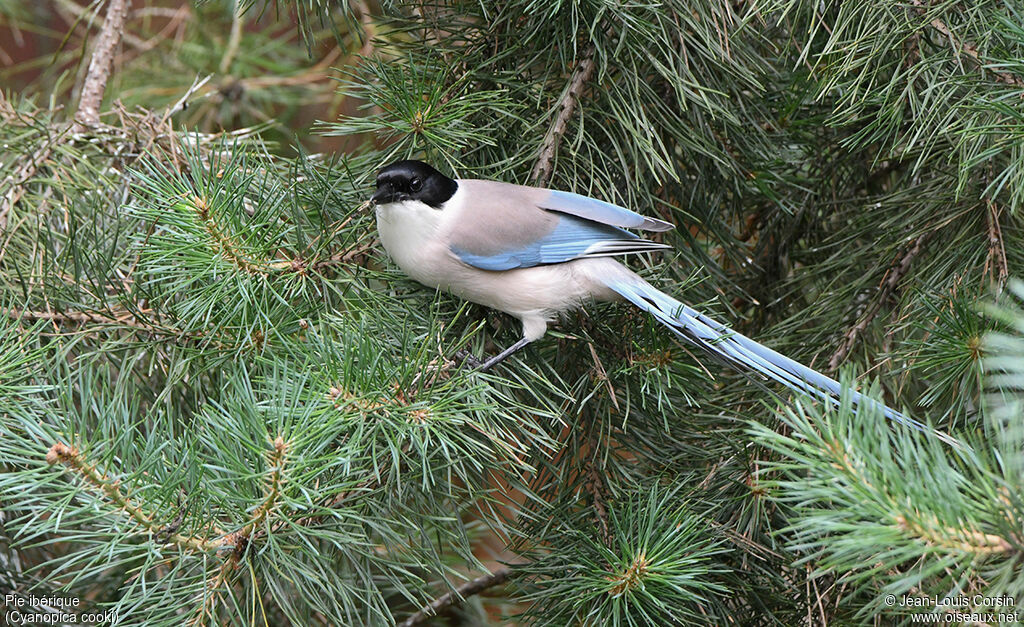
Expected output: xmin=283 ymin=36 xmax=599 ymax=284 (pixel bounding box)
xmin=829 ymin=232 xmax=932 ymax=371
xmin=911 ymin=0 xmax=1024 ymax=88
xmin=76 ymin=0 xmax=133 ymax=129
xmin=984 ymin=197 xmax=1008 ymax=291
xmin=531 ymin=45 xmax=597 ymax=186
xmin=398 ymin=567 xmax=514 ymax=627
xmin=588 ymin=463 xmax=612 ymax=548
xmin=4 ymin=305 xmax=156 ymax=331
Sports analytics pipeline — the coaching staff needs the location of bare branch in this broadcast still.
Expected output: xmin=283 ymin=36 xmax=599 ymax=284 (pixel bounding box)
xmin=984 ymin=197 xmax=1008 ymax=291
xmin=829 ymin=232 xmax=932 ymax=371
xmin=76 ymin=0 xmax=133 ymax=129
xmin=399 ymin=567 xmax=513 ymax=627
xmin=532 ymin=45 xmax=597 ymax=186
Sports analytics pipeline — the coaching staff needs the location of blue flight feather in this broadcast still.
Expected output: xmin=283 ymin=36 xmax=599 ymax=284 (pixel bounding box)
xmin=452 ymin=213 xmax=653 ymax=271
xmin=542 ymin=190 xmax=674 ymax=232
xmin=604 ymin=276 xmax=960 ymax=447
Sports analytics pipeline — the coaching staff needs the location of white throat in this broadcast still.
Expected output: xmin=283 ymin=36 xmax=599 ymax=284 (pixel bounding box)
xmin=375 ymin=198 xmax=450 ymax=285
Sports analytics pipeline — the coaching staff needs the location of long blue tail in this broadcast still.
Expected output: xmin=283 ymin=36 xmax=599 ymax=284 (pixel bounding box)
xmin=604 ymin=275 xmax=959 ymax=447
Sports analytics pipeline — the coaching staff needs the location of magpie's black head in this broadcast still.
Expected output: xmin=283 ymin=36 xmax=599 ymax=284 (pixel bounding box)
xmin=371 ymin=160 xmax=458 ymax=209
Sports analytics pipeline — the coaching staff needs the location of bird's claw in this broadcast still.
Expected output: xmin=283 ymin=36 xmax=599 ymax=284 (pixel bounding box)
xmin=454 ymin=349 xmax=484 ymax=369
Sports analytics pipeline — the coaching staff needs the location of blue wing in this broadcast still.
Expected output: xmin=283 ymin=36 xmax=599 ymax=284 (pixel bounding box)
xmin=451 ymin=212 xmax=670 ymax=271
xmin=446 ymin=180 xmax=673 ymax=272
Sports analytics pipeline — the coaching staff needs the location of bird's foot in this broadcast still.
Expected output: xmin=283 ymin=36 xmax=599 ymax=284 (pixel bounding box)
xmin=454 ymin=337 xmax=532 ymax=372
xmin=454 ymin=348 xmax=484 ymax=370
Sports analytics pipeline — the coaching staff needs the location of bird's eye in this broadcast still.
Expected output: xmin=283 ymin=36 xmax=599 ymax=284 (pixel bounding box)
xmin=409 ymin=177 xmax=422 ymax=192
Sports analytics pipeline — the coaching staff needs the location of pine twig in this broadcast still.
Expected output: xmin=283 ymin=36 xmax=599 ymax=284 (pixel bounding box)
xmin=189 ymin=436 xmax=289 ymax=627
xmin=984 ymin=197 xmax=1008 ymax=291
xmin=76 ymin=0 xmax=133 ymax=129
xmin=46 ymin=443 xmax=224 ymax=553
xmin=829 ymin=232 xmax=932 ymax=371
xmin=4 ymin=305 xmax=157 ymax=331
xmin=189 ymin=195 xmax=263 ymax=275
xmin=531 ymin=45 xmax=597 ymax=186
xmin=398 ymin=567 xmax=514 ymax=627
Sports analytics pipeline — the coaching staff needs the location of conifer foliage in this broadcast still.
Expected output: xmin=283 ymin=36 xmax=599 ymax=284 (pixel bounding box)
xmin=2 ymin=1 xmax=1023 ymax=624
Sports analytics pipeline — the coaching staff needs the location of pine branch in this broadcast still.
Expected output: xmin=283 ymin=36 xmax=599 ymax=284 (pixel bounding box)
xmin=398 ymin=566 xmax=513 ymax=627
xmin=1 ymin=305 xmax=243 ymax=351
xmin=189 ymin=195 xmax=265 ymax=275
xmin=76 ymin=0 xmax=132 ymax=128
xmin=4 ymin=305 xmax=156 ymax=331
xmin=189 ymin=436 xmax=289 ymax=626
xmin=45 ymin=442 xmax=225 ymax=553
xmin=531 ymin=44 xmax=597 ymax=186
xmin=236 ymin=435 xmax=289 ymax=547
xmin=7 ymin=1 xmax=1024 ymax=622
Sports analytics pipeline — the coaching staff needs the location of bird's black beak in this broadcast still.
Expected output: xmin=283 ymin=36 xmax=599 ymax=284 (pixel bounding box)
xmin=370 ymin=186 xmax=393 ymax=206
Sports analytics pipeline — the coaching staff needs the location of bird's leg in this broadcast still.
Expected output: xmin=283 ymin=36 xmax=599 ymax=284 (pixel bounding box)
xmin=456 ymin=336 xmax=531 ymax=372
xmin=478 ymin=336 xmax=531 ymax=371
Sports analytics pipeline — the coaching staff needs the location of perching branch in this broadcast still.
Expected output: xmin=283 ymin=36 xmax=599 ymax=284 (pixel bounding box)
xmin=398 ymin=567 xmax=514 ymax=627
xmin=76 ymin=0 xmax=133 ymax=128
xmin=531 ymin=45 xmax=597 ymax=186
